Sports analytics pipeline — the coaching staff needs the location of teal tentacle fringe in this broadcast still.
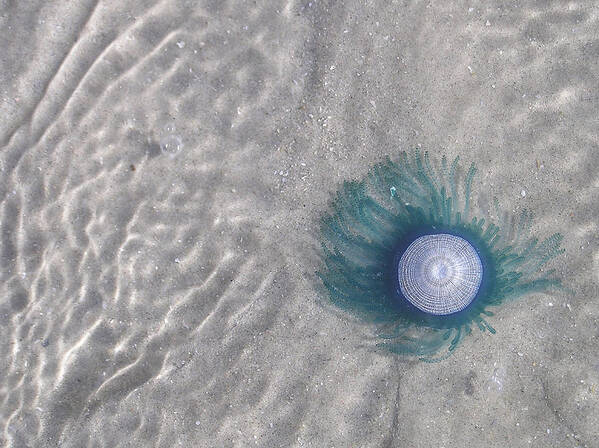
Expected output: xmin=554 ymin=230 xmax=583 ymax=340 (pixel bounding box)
xmin=317 ymin=151 xmax=565 ymax=361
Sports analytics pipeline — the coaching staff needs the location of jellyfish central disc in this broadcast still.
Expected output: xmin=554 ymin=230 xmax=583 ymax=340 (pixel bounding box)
xmin=433 ymin=263 xmax=447 ymax=279
xmin=427 ymin=257 xmax=453 ymax=284
xmin=398 ymin=234 xmax=483 ymax=315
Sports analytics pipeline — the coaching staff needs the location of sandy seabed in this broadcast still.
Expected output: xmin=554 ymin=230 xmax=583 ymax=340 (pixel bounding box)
xmin=1 ymin=1 xmax=598 ymax=447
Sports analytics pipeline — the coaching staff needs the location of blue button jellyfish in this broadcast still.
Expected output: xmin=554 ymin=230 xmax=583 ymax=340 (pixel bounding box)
xmin=317 ymin=151 xmax=565 ymax=361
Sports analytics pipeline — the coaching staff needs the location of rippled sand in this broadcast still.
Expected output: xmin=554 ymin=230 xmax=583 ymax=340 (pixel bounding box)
xmin=1 ymin=1 xmax=598 ymax=447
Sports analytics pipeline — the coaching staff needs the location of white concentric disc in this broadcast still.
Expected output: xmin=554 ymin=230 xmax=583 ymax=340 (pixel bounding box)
xmin=398 ymin=234 xmax=483 ymax=315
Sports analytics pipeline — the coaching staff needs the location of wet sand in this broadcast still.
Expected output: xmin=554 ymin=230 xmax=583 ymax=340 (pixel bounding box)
xmin=1 ymin=1 xmax=598 ymax=446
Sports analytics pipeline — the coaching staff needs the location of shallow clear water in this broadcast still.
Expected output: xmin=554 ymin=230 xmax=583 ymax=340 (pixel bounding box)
xmin=1 ymin=1 xmax=598 ymax=447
